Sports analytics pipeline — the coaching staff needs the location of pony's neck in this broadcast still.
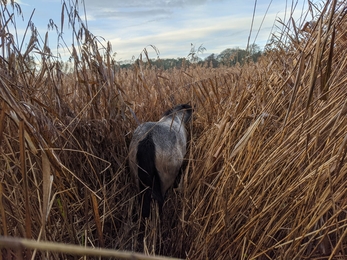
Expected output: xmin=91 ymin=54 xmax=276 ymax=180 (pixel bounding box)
xmin=160 ymin=113 xmax=186 ymax=130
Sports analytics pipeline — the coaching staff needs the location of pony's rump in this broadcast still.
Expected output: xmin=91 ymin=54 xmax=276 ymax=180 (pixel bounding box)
xmin=136 ymin=132 xmax=163 ymax=218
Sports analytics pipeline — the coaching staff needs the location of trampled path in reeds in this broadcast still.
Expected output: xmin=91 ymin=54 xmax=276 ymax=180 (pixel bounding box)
xmin=0 ymin=0 xmax=347 ymax=259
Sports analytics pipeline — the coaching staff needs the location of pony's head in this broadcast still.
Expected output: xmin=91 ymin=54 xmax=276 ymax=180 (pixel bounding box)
xmin=162 ymin=103 xmax=193 ymax=124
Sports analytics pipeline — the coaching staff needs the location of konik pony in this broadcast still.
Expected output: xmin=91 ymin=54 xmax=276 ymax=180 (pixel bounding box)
xmin=129 ymin=104 xmax=193 ymax=218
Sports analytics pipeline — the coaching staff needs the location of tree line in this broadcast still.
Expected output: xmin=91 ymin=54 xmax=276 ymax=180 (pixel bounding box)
xmin=120 ymin=44 xmax=262 ymax=70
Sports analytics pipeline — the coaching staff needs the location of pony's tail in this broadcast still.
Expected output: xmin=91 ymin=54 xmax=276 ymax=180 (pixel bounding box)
xmin=136 ymin=133 xmax=164 ymax=218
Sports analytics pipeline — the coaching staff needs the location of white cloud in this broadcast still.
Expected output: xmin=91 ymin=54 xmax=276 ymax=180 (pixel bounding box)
xmin=93 ymin=10 xmax=283 ymax=60
xmin=84 ymin=0 xmax=213 ymax=8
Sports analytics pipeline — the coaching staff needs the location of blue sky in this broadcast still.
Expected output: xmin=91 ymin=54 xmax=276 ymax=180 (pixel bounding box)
xmin=15 ymin=0 xmax=310 ymax=62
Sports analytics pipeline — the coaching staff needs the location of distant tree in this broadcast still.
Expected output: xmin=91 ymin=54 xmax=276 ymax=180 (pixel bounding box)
xmin=217 ymin=48 xmax=247 ymax=66
xmin=119 ymin=63 xmax=132 ymax=69
xmin=117 ymin=45 xmax=262 ymax=70
xmin=217 ymin=48 xmax=232 ymax=65
xmin=175 ymin=58 xmax=189 ymax=69
xmin=248 ymin=43 xmax=262 ymax=62
xmin=217 ymin=46 xmax=262 ymax=66
xmin=205 ymin=53 xmax=219 ymax=68
xmin=119 ymin=57 xmax=191 ymax=70
xmin=248 ymin=43 xmax=260 ymax=55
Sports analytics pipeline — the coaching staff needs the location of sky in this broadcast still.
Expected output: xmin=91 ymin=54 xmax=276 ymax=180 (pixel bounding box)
xmin=14 ymin=0 xmax=311 ymax=62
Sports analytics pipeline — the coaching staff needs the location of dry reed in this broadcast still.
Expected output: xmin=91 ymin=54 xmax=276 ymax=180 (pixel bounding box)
xmin=1 ymin=0 xmax=347 ymax=259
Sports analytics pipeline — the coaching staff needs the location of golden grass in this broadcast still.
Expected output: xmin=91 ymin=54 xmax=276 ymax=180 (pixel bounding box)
xmin=1 ymin=0 xmax=347 ymax=259
xmin=0 ymin=236 xmax=182 ymax=259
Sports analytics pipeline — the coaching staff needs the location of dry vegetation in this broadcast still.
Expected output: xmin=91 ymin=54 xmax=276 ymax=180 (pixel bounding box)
xmin=1 ymin=0 xmax=347 ymax=259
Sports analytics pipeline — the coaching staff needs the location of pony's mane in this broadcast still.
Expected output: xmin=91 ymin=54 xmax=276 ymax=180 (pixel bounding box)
xmin=162 ymin=104 xmax=192 ymax=117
